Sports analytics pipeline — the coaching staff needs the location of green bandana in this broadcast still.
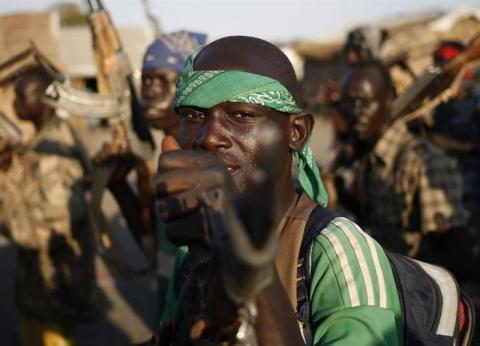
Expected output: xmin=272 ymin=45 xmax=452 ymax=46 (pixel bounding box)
xmin=174 ymin=52 xmax=328 ymax=207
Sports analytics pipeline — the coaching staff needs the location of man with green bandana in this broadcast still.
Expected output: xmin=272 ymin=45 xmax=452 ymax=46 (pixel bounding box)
xmin=153 ymin=36 xmax=403 ymax=345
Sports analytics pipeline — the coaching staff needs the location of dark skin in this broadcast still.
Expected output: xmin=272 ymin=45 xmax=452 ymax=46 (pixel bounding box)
xmin=340 ymin=66 xmax=393 ymax=151
xmin=155 ymin=36 xmax=309 ymax=344
xmin=13 ymin=70 xmax=55 ymax=131
xmin=0 ymin=139 xmax=13 ymax=172
xmin=338 ymin=65 xmax=476 ymax=270
xmin=345 ymin=47 xmax=374 ymax=65
xmin=156 ymin=36 xmax=308 ymax=220
xmin=141 ymin=67 xmax=179 ymax=137
xmin=92 ymin=143 xmax=148 ymax=246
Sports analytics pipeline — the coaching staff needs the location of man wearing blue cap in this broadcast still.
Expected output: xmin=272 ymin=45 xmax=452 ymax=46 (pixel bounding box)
xmin=141 ymin=30 xmax=207 ymax=320
xmin=142 ymin=31 xmax=207 ymax=138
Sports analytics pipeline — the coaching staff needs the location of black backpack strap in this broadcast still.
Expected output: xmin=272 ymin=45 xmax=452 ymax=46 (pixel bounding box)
xmin=296 ymin=207 xmax=337 ymax=345
xmin=174 ymin=253 xmax=192 ymax=300
xmin=386 ymin=252 xmax=461 ymax=346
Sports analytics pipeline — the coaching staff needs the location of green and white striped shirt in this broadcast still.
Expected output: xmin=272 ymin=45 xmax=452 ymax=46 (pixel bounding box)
xmin=308 ymin=217 xmax=403 ymax=345
xmin=160 ymin=216 xmax=404 ymax=345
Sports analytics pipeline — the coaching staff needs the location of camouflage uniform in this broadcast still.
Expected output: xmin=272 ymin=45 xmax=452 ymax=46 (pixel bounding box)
xmin=359 ymin=121 xmax=472 ymax=277
xmin=0 ymin=117 xmax=96 ymax=327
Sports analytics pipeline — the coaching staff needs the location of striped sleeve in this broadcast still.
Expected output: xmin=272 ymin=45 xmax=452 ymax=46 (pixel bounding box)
xmin=308 ymin=217 xmax=404 ymax=345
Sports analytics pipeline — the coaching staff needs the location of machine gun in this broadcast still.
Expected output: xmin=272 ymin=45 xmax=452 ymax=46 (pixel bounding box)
xmin=157 ymin=125 xmax=283 ymax=346
xmin=44 ymin=0 xmax=156 ymax=267
xmin=389 ymin=34 xmax=480 ymax=123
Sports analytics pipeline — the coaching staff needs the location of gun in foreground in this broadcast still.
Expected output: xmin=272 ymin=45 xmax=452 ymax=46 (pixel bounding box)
xmin=158 ymin=125 xmax=283 ymax=346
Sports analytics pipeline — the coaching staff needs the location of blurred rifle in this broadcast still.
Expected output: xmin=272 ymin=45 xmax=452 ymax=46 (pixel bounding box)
xmin=81 ymin=0 xmax=154 ymax=154
xmin=383 ymin=51 xmax=417 ymax=81
xmin=390 ymin=34 xmax=480 ymax=123
xmin=329 ymin=35 xmax=480 ymax=174
xmin=44 ymin=0 xmax=157 ymax=268
xmin=141 ymin=0 xmax=161 ymax=38
xmin=159 ymin=126 xmax=282 ymax=346
xmin=0 ymin=43 xmax=64 ymax=85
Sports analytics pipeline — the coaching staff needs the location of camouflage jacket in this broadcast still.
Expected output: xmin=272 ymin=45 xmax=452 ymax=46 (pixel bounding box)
xmin=0 ymin=118 xmax=97 ymax=326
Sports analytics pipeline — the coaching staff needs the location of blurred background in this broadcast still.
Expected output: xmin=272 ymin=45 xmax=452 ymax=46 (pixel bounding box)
xmin=0 ymin=1 xmax=479 ymax=345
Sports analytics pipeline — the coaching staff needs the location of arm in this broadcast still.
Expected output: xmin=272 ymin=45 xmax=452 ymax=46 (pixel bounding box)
xmin=427 ymin=132 xmax=474 ymax=153
xmin=308 ymin=218 xmax=404 ymax=345
xmin=92 ymin=143 xmax=153 ymax=247
xmin=109 ymin=179 xmax=148 ymax=245
xmin=254 ymin=270 xmax=304 ymax=346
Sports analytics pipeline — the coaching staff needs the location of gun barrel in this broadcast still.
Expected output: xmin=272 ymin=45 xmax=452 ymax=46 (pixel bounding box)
xmin=389 ymin=65 xmax=443 ymax=121
xmin=202 ymin=123 xmax=283 ymax=305
xmin=84 ymin=0 xmax=95 ymax=13
xmin=96 ymin=0 xmax=105 ymax=10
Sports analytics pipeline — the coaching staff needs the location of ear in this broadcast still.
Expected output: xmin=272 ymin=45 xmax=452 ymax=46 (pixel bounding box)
xmin=289 ymin=113 xmax=313 ymax=151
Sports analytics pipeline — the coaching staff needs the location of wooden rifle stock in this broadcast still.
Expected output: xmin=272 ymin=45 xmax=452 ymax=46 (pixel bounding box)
xmin=83 ymin=0 xmax=156 ymax=256
xmin=390 ymin=33 xmax=480 ymax=123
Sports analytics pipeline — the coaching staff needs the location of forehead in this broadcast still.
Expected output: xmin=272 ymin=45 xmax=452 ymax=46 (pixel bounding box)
xmin=183 ymin=101 xmax=287 ymax=116
xmin=142 ymin=67 xmax=178 ymax=79
xmin=14 ymin=73 xmax=44 ymax=91
xmin=193 ymin=41 xmax=299 ymax=101
xmin=343 ymin=69 xmax=383 ymax=98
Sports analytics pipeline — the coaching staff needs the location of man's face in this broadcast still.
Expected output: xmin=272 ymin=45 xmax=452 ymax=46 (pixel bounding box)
xmin=141 ymin=67 xmax=179 ymax=130
xmin=340 ymin=70 xmax=389 ymax=147
xmin=177 ymin=102 xmax=291 ymax=193
xmin=13 ymin=75 xmax=48 ymax=122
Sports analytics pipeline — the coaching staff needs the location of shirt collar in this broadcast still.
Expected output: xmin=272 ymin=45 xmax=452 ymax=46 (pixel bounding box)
xmin=372 ymin=121 xmax=414 ymax=171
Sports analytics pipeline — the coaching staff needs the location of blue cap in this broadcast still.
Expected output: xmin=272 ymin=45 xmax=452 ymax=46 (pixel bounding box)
xmin=143 ymin=30 xmax=207 ymax=72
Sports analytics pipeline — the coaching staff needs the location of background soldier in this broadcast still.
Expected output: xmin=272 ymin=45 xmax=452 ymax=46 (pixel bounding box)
xmin=142 ymin=30 xmax=207 ymax=140
xmin=338 ymin=60 xmax=477 ymax=280
xmin=2 ymin=65 xmax=97 ymax=346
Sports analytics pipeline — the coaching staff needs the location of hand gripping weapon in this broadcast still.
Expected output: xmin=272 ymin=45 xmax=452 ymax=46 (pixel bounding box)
xmin=44 ymin=0 xmax=156 ymax=271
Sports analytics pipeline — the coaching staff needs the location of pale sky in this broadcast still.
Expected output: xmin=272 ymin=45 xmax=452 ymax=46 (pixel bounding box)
xmin=0 ymin=0 xmax=478 ymax=42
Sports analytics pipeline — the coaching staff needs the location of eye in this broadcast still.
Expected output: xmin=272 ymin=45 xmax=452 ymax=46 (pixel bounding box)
xmin=358 ymin=97 xmax=372 ymax=108
xmin=182 ymin=110 xmax=205 ymax=122
xmin=143 ymin=77 xmax=152 ymax=86
xmin=158 ymin=76 xmax=170 ymax=85
xmin=229 ymin=111 xmax=256 ymax=121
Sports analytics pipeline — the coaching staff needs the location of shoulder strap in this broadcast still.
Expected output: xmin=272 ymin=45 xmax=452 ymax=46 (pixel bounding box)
xmin=296 ymin=206 xmax=337 ymax=345
xmin=386 ymin=252 xmax=461 ymax=345
xmin=300 ymin=207 xmax=338 ymax=260
xmin=33 ymin=121 xmax=92 ymax=175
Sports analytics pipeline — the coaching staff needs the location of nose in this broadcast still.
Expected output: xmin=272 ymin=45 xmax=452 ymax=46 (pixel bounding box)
xmin=348 ymin=100 xmax=365 ymax=122
xmin=143 ymin=78 xmax=163 ymax=98
xmin=194 ymin=114 xmax=231 ymax=151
